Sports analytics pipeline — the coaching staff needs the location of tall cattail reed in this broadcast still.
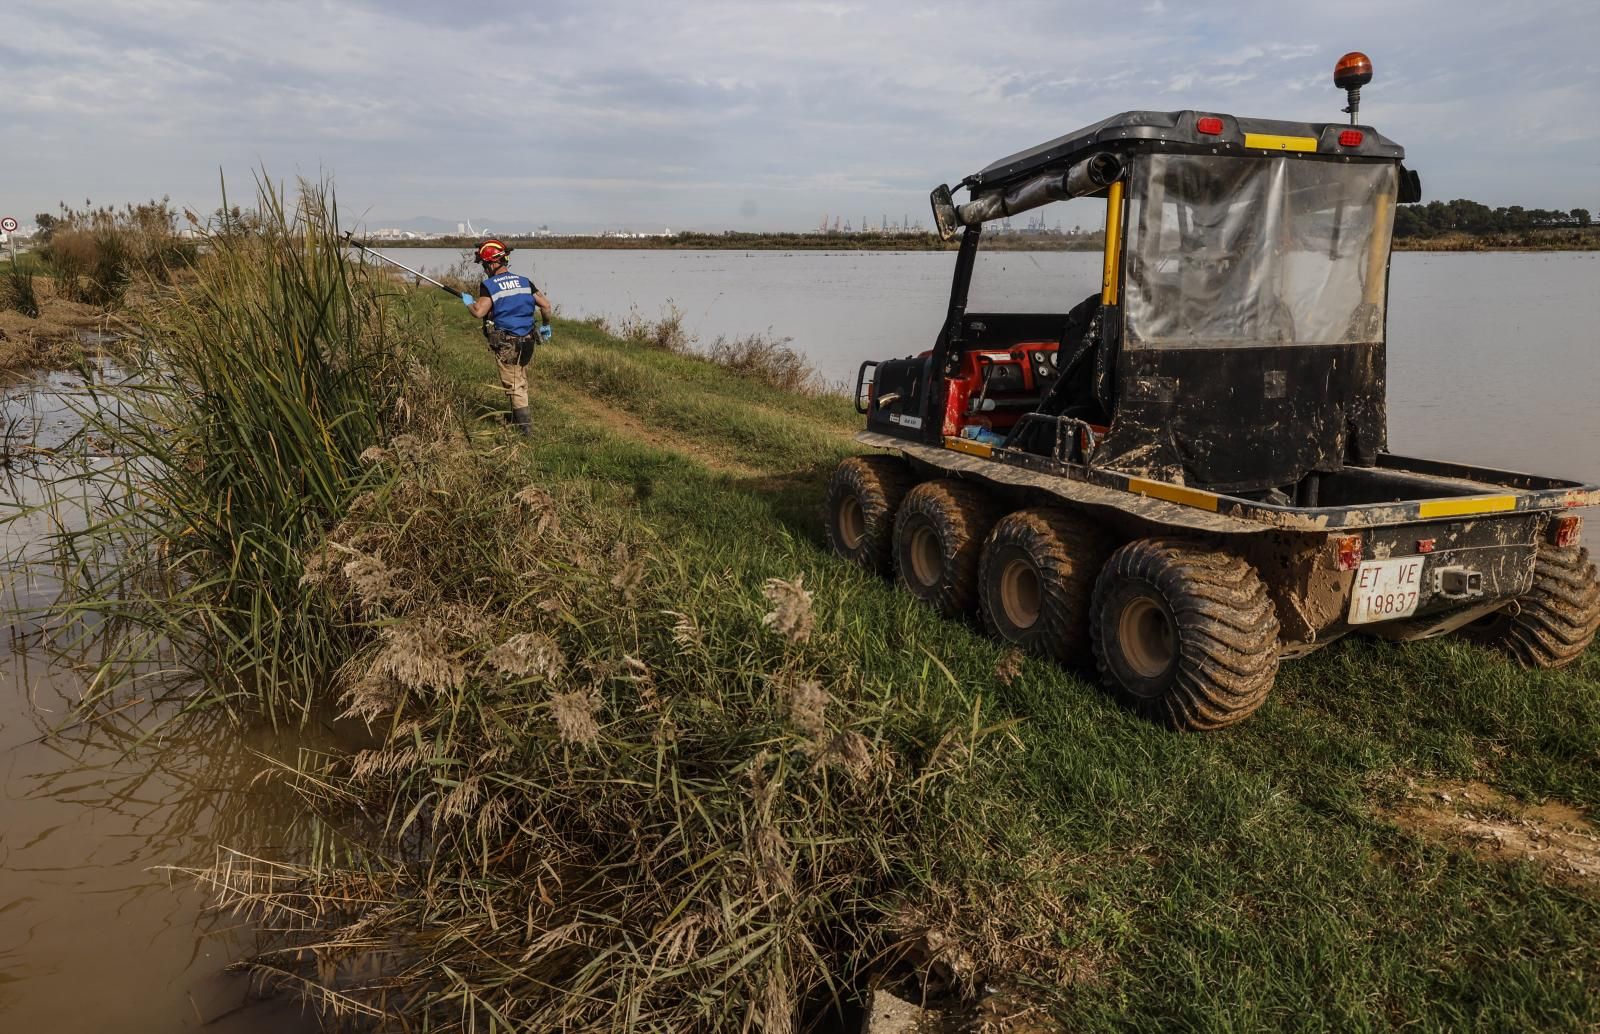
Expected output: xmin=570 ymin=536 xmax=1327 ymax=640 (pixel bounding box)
xmin=5 ymin=176 xmax=444 ymax=721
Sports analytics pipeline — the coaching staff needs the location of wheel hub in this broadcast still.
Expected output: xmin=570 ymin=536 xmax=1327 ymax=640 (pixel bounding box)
xmin=908 ymin=525 xmax=942 ymax=588
xmin=837 ymin=495 xmax=865 ymax=550
xmin=998 ymin=557 xmax=1042 ymax=629
xmin=1118 ymin=596 xmax=1177 ymax=680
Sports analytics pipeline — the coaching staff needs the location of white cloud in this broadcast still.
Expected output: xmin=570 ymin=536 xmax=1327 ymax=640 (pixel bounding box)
xmin=0 ymin=0 xmax=1595 ymax=228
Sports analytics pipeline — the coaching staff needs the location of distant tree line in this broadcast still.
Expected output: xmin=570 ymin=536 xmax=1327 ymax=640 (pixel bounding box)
xmin=1395 ymin=198 xmax=1592 ymax=239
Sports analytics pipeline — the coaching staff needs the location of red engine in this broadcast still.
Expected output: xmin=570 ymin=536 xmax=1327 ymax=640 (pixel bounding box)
xmin=938 ymin=341 xmax=1061 ymax=437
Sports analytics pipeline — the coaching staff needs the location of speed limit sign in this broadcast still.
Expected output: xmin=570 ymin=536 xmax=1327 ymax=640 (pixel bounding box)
xmin=0 ymin=218 xmax=17 ymax=233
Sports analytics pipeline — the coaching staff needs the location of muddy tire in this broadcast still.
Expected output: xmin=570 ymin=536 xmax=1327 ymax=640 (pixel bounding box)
xmin=825 ymin=455 xmax=916 ymax=576
xmin=1090 ymin=539 xmax=1281 ymax=731
xmin=893 ymin=479 xmax=998 ymax=618
xmin=978 ymin=507 xmax=1112 ymax=667
xmin=1464 ymin=545 xmax=1600 ymax=669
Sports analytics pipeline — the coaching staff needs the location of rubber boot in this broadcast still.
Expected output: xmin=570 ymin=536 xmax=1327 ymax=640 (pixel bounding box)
xmin=511 ymin=406 xmax=532 ymax=436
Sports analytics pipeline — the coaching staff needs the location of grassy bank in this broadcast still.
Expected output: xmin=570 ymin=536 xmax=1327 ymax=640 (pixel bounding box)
xmin=311 ymin=294 xmax=1600 ymax=1028
xmin=1392 ymin=227 xmax=1600 ymax=251
xmin=15 ymin=197 xmax=1600 ymax=1028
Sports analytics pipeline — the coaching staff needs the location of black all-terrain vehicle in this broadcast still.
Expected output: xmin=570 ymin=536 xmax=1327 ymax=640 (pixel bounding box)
xmin=826 ymin=53 xmax=1600 ymax=730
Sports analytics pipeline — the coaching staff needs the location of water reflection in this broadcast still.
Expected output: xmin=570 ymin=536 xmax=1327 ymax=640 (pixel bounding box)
xmin=1 ymin=614 xmax=332 ymax=1030
xmin=2 ymin=376 xmax=326 ymax=1031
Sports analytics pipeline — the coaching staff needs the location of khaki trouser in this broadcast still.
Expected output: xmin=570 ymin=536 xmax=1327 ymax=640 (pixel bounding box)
xmin=496 ymin=355 xmax=530 ymax=409
xmin=485 ymin=327 xmax=536 ymax=409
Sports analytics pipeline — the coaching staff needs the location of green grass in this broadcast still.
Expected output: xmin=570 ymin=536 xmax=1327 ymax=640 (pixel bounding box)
xmin=0 ymin=250 xmax=52 ymax=277
xmin=412 ymin=290 xmax=1600 ymax=1030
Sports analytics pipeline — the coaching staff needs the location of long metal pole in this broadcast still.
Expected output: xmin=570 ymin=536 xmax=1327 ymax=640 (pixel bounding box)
xmin=343 ymin=232 xmax=457 ymax=294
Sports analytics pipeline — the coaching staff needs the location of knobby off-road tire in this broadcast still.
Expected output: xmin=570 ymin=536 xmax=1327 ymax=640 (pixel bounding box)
xmin=825 ymin=455 xmax=916 ymax=577
xmin=978 ymin=507 xmax=1112 ymax=667
xmin=1465 ymin=544 xmax=1600 ymax=669
xmin=1090 ymin=539 xmax=1281 ymax=731
xmin=893 ymin=479 xmax=999 ymax=618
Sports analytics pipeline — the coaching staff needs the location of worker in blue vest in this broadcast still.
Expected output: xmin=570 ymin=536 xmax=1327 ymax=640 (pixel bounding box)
xmin=463 ymin=238 xmax=553 ymax=434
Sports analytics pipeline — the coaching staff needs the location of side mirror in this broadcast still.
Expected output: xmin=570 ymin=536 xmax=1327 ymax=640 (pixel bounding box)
xmin=1398 ymin=166 xmax=1422 ymax=204
xmin=930 ymin=184 xmax=960 ymax=242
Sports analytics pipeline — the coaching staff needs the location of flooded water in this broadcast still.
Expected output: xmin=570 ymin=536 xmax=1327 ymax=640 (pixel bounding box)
xmin=386 ymin=247 xmax=1600 ymax=484
xmin=1 ymin=372 xmax=321 ymax=1031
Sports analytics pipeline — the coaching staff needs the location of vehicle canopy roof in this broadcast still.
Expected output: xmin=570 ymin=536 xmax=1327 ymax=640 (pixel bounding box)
xmin=962 ymin=110 xmax=1405 ymax=194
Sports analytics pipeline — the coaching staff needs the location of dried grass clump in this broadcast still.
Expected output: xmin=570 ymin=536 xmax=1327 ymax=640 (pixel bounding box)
xmin=611 ymin=303 xmax=825 ymax=394
xmin=994 ymin=648 xmax=1025 ymax=686
xmin=784 ymin=677 xmax=830 ymax=738
xmin=548 ymin=687 xmax=603 ymax=745
xmin=195 ymin=431 xmax=1031 ymax=1031
xmin=619 ymin=300 xmax=692 ymax=352
xmin=483 ymin=631 xmax=564 ymax=680
xmin=762 ymin=573 xmax=815 ymax=643
xmin=42 ymin=197 xmax=196 ymax=308
xmin=704 ymin=331 xmax=821 ymax=394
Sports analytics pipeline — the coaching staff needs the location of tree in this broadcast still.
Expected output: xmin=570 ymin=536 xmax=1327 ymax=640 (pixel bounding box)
xmin=1572 ymin=208 xmax=1592 ymax=228
xmin=33 ymin=212 xmax=59 ymax=242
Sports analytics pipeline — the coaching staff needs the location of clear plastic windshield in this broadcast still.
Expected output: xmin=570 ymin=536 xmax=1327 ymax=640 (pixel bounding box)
xmin=1123 ymin=154 xmax=1397 ymax=348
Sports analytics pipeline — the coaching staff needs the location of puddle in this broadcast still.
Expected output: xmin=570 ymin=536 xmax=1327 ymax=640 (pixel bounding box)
xmin=1380 ymin=779 xmax=1600 ymax=886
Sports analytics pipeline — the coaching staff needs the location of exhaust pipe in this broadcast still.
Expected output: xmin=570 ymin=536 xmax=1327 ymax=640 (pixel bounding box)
xmin=950 ymin=152 xmax=1123 ymax=232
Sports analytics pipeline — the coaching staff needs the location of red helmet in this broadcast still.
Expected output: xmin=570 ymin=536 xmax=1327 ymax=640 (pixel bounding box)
xmin=475 ymin=239 xmax=509 ymax=265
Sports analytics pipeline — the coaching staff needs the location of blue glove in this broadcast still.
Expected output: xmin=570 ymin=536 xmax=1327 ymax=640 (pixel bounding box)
xmin=460 ymin=292 xmax=474 ymax=306
xmin=538 ymin=324 xmax=553 ymax=341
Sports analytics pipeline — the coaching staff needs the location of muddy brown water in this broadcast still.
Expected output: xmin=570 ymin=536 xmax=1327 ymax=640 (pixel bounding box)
xmin=2 ymin=372 xmax=322 ymax=1030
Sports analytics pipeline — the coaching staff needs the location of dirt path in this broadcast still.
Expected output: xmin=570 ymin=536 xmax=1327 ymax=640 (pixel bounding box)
xmin=560 ymin=390 xmax=766 ymax=479
xmin=1381 ymin=779 xmax=1600 ymax=887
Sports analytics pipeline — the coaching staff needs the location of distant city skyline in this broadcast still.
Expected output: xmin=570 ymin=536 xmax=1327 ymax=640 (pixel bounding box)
xmin=3 ymin=2 xmax=1596 ymax=231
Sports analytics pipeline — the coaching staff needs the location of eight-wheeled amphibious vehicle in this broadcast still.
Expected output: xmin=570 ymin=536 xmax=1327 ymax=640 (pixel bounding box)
xmin=825 ymin=53 xmax=1600 ymax=730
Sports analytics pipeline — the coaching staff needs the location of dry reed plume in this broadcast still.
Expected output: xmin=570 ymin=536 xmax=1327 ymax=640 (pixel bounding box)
xmin=191 ymin=428 xmax=1051 ymax=1030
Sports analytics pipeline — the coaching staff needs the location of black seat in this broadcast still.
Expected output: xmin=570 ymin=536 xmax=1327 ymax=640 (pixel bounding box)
xmin=1006 ymin=293 xmax=1107 ymax=457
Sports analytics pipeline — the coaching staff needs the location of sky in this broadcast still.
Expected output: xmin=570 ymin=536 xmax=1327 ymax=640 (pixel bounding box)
xmin=3 ymin=0 xmax=1596 ymax=232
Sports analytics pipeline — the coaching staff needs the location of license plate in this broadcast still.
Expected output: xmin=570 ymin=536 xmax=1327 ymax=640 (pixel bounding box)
xmin=1348 ymin=557 xmax=1425 ymax=624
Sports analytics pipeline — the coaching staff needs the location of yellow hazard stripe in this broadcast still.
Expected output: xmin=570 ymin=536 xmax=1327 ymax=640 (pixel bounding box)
xmin=944 ymin=436 xmax=993 ymax=458
xmin=1127 ymin=477 xmax=1220 ymax=512
xmin=1243 ymin=133 xmax=1317 ymax=153
xmin=1417 ymin=495 xmax=1518 ymax=519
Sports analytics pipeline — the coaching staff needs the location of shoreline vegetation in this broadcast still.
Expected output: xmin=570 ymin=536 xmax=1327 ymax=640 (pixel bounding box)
xmin=369 ymin=203 xmax=1600 ymax=253
xmin=5 ymin=183 xmax=1600 ymax=1030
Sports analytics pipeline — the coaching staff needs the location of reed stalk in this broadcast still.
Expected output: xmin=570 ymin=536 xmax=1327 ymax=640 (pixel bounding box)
xmin=4 ymin=176 xmax=440 ymax=722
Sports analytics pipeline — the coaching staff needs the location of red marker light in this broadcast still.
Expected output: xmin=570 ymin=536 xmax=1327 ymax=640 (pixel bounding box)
xmin=1416 ymin=538 xmax=1436 ymax=554
xmin=1197 ymin=116 xmax=1223 ymax=135
xmin=1339 ymin=129 xmax=1364 ymax=147
xmin=1335 ymin=535 xmax=1364 ymax=571
xmin=1553 ymin=515 xmax=1583 ymax=548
